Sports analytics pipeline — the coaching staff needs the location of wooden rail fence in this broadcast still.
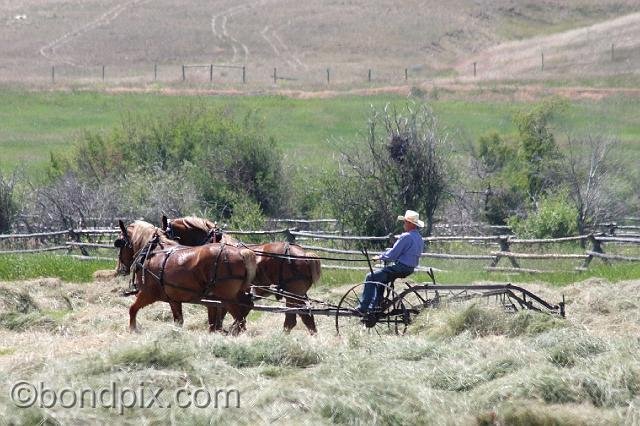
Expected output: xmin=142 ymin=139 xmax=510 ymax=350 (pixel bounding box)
xmin=1 ymin=227 xmax=639 ymax=274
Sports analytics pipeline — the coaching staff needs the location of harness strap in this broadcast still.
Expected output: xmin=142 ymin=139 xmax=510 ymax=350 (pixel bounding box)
xmin=202 ymin=244 xmax=225 ymax=298
xmin=277 ymin=243 xmax=291 ymax=294
xmin=158 ymin=248 xmax=175 ymax=288
xmin=132 ymin=240 xmax=249 ymax=301
xmin=130 ymin=235 xmax=159 ymax=290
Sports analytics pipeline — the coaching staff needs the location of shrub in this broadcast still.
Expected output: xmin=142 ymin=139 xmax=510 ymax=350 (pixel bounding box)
xmin=508 ymin=190 xmax=578 ymax=238
xmin=328 ymin=102 xmax=453 ymax=236
xmin=483 ymin=186 xmax=527 ymax=225
xmin=39 ymin=106 xmax=290 ymax=229
xmin=0 ymin=170 xmax=19 ymax=232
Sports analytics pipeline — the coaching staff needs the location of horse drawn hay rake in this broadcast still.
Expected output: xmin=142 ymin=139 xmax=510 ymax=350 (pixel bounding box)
xmin=116 ymin=218 xmax=565 ymax=335
xmin=196 ymin=268 xmax=566 ymax=335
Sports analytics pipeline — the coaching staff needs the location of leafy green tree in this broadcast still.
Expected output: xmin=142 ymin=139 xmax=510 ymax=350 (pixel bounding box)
xmin=470 ymin=100 xmax=566 ymax=225
xmin=513 ymin=99 xmax=565 ymax=199
xmin=477 ymin=131 xmax=514 ymax=174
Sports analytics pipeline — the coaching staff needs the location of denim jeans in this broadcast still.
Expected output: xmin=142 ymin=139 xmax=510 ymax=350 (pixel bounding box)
xmin=358 ymin=262 xmax=414 ymax=312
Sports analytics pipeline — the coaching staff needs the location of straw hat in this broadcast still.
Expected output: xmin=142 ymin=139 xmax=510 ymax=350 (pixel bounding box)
xmin=397 ymin=210 xmax=424 ymax=228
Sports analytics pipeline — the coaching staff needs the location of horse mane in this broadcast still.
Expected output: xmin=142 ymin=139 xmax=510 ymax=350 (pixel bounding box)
xmin=180 ymin=216 xmax=216 ymax=232
xmin=220 ymin=233 xmax=240 ymax=245
xmin=178 ymin=216 xmax=241 ymax=245
xmin=128 ymin=220 xmax=170 ymax=248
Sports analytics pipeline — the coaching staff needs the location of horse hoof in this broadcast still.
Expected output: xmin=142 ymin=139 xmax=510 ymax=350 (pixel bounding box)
xmin=209 ymin=326 xmax=228 ymax=334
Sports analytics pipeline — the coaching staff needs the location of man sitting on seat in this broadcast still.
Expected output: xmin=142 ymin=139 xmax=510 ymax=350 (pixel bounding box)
xmin=358 ymin=210 xmax=425 ymax=313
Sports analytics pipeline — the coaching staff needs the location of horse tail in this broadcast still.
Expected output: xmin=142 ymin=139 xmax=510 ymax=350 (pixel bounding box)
xmin=305 ymin=251 xmax=322 ymax=285
xmin=239 ymin=248 xmax=257 ymax=288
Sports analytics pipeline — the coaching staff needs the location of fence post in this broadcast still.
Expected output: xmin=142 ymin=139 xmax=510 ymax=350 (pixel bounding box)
xmin=490 ymin=236 xmax=520 ymax=269
xmin=368 ymin=69 xmax=371 ymax=82
xmin=284 ymin=228 xmax=296 ymax=244
xmin=404 ymin=68 xmax=408 ymax=81
xmin=473 ymin=62 xmax=477 ymax=78
xmin=154 ymin=64 xmax=157 ymax=81
xmin=51 ymin=66 xmax=55 ymax=83
xmin=68 ymin=229 xmax=90 ymax=256
xmin=209 ymin=64 xmax=213 ymax=82
xmin=273 ymin=67 xmax=277 ymax=84
xmin=182 ymin=65 xmax=185 ymax=81
xmin=541 ymin=52 xmax=544 ymax=71
xmin=581 ymin=234 xmax=609 ymax=269
xmin=242 ymin=66 xmax=246 ymax=84
xmin=102 ymin=65 xmax=105 ymax=81
xmin=326 ymin=68 xmax=330 ymax=85
xmin=611 ymin=43 xmax=615 ymax=61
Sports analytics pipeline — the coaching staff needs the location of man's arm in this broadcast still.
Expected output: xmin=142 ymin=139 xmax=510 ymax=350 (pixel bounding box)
xmin=380 ymin=234 xmax=410 ymax=262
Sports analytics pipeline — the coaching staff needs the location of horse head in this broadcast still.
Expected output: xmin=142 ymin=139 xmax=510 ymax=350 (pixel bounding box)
xmin=114 ymin=219 xmax=134 ymax=275
xmin=160 ymin=215 xmax=174 ymax=241
xmin=115 ymin=219 xmax=167 ymax=275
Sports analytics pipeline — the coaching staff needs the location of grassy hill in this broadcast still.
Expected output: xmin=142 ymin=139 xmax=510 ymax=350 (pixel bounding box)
xmin=1 ymin=1 xmax=639 ymax=86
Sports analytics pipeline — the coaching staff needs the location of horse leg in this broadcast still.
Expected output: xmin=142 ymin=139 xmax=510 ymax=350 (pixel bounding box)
xmin=283 ymin=297 xmax=298 ymax=333
xmin=169 ymin=301 xmax=184 ymax=327
xmin=230 ymin=304 xmax=247 ymax=336
xmin=292 ymin=284 xmax=317 ymax=334
xmin=207 ymin=306 xmax=228 ymax=333
xmin=129 ymin=291 xmax=155 ymax=333
xmin=299 ymin=309 xmax=317 ymax=335
xmin=225 ymin=302 xmax=250 ymax=336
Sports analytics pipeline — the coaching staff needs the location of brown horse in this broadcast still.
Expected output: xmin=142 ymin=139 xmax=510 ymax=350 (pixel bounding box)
xmin=114 ymin=220 xmax=257 ymax=334
xmin=162 ymin=215 xmax=322 ymax=334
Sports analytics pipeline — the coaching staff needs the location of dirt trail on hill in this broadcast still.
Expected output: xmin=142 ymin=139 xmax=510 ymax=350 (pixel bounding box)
xmin=455 ymin=12 xmax=640 ymax=80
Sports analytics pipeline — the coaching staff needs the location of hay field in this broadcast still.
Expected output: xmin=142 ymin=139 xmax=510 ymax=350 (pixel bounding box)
xmin=1 ymin=276 xmax=639 ymax=424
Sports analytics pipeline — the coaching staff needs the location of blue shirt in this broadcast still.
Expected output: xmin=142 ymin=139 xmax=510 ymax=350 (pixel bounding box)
xmin=381 ymin=229 xmax=424 ymax=268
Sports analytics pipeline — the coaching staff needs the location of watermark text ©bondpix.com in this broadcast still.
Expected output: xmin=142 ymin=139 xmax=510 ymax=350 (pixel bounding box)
xmin=10 ymin=381 xmax=241 ymax=414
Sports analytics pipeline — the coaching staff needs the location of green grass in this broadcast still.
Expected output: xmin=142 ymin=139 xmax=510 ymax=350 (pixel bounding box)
xmin=0 ymin=254 xmax=113 ymax=282
xmin=1 ymin=252 xmax=638 ymax=285
xmin=1 ymin=89 xmax=639 ymax=176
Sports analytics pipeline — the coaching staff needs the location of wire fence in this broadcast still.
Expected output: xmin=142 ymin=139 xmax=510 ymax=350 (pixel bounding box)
xmin=3 ymin=39 xmax=638 ymax=88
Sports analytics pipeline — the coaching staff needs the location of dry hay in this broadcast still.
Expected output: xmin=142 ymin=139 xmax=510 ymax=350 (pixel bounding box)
xmin=0 ymin=276 xmax=638 ymax=424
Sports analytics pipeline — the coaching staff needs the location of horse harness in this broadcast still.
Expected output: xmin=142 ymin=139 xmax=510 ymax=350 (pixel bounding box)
xmin=130 ymin=238 xmax=247 ymax=301
xmin=272 ymin=243 xmax=314 ymax=299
